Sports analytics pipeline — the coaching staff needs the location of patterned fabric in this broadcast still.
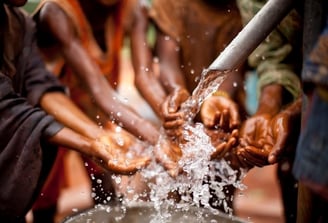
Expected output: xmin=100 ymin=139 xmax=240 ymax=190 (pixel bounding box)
xmin=293 ymin=14 xmax=328 ymax=189
xmin=303 ymin=17 xmax=328 ymax=88
xmin=236 ymin=0 xmax=303 ymax=101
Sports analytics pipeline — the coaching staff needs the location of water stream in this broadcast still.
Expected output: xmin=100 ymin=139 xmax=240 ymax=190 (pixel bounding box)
xmin=104 ymin=68 xmax=246 ymax=222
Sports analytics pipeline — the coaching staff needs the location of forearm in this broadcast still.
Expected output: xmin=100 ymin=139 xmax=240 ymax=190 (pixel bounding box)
xmin=131 ymin=36 xmax=166 ymax=116
xmin=256 ymin=84 xmax=283 ymax=115
xmin=156 ymin=31 xmax=187 ymax=93
xmin=103 ymin=99 xmax=160 ymax=144
xmin=40 ymin=92 xmax=103 ymax=139
xmin=135 ymin=70 xmax=166 ymax=116
xmin=47 ymin=127 xmax=94 ymax=157
xmin=281 ymin=96 xmax=302 ymax=119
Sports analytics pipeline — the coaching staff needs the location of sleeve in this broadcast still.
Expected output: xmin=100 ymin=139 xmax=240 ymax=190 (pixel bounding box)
xmin=19 ymin=14 xmax=67 ymax=107
xmin=237 ymin=0 xmax=302 ymax=101
xmin=303 ymin=18 xmax=328 ymax=88
xmin=0 ymin=72 xmax=62 ymax=220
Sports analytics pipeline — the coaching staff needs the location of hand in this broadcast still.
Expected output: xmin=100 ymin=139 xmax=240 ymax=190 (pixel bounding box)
xmin=90 ymin=132 xmax=150 ymax=175
xmin=161 ymin=88 xmax=190 ymax=138
xmin=204 ymin=128 xmax=238 ymax=160
xmin=201 ymin=95 xmax=240 ymax=131
xmin=154 ymin=137 xmax=183 ymax=177
xmin=237 ymin=113 xmax=273 ymax=168
xmin=266 ymin=104 xmax=301 ymax=164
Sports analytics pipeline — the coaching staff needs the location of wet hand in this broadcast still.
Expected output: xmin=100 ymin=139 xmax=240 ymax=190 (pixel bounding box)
xmin=90 ymin=132 xmax=150 ymax=175
xmin=239 ymin=113 xmax=273 ymax=149
xmin=236 ymin=113 xmax=273 ymax=168
xmin=204 ymin=128 xmax=238 ymax=160
xmin=154 ymin=138 xmax=183 ymax=177
xmin=266 ymin=110 xmax=300 ymax=164
xmin=161 ymin=88 xmax=190 ymax=137
xmin=201 ymin=94 xmax=240 ymax=131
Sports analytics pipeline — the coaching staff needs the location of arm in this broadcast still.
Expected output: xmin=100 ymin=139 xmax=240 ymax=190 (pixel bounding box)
xmin=40 ymin=91 xmax=104 ymax=139
xmin=37 ymin=3 xmax=159 ymax=144
xmin=154 ymin=30 xmax=191 ymax=137
xmin=47 ymin=126 xmax=150 ymax=175
xmin=130 ymin=4 xmax=166 ymax=116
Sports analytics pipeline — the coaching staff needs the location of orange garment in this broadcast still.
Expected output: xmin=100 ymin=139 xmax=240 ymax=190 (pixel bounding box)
xmin=34 ymin=0 xmax=128 ymax=119
xmin=32 ymin=0 xmax=130 ymax=211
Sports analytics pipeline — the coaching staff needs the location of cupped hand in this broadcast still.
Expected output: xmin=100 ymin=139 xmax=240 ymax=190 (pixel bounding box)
xmin=161 ymin=88 xmax=190 ymax=137
xmin=91 ymin=132 xmax=151 ymax=175
xmin=236 ymin=113 xmax=274 ymax=168
xmin=201 ymin=95 xmax=240 ymax=131
xmin=204 ymin=128 xmax=238 ymax=160
xmin=239 ymin=113 xmax=273 ymax=149
xmin=154 ymin=137 xmax=183 ymax=177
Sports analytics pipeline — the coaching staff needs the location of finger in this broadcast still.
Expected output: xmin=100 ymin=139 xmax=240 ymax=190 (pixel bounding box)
xmin=231 ymin=129 xmax=239 ymax=138
xmin=156 ymin=157 xmax=180 ymax=178
xmin=226 ymin=137 xmax=237 ymax=149
xmin=107 ymin=156 xmax=151 ymax=175
xmin=169 ymin=93 xmax=188 ymax=113
xmin=268 ymin=133 xmax=288 ymax=164
xmin=236 ymin=149 xmax=255 ymax=168
xmin=229 ymin=107 xmax=241 ymax=129
xmin=210 ymin=142 xmax=227 ymax=159
xmin=243 ymin=146 xmax=270 ymax=167
xmin=245 ymin=136 xmax=266 ymax=148
xmin=238 ymin=150 xmax=266 ymax=167
xmin=163 ymin=119 xmax=185 ymax=129
xmin=202 ymin=115 xmax=216 ymax=128
xmin=219 ymin=109 xmax=229 ymax=130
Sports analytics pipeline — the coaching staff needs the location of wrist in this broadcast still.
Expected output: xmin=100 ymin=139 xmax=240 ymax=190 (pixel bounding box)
xmin=257 ymin=84 xmax=283 ymax=115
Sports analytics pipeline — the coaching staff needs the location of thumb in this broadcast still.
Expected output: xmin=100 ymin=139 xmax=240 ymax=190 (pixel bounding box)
xmin=268 ymin=132 xmax=288 ymax=164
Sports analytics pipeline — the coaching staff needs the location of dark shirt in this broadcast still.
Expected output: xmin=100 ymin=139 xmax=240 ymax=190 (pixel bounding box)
xmin=0 ymin=5 xmax=65 ymax=222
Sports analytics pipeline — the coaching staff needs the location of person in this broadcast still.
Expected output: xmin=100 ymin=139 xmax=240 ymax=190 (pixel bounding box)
xmin=231 ymin=1 xmax=328 ymax=222
xmin=31 ymin=0 xmax=180 ymax=221
xmin=144 ymin=0 xmax=246 ymax=212
xmin=292 ymin=0 xmax=328 ymax=222
xmin=218 ymin=0 xmax=303 ymax=222
xmin=0 ymin=0 xmax=150 ymax=222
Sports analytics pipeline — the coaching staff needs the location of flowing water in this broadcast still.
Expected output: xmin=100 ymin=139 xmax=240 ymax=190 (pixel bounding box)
xmin=97 ymin=68 xmax=246 ymax=222
xmin=179 ymin=68 xmax=231 ymax=122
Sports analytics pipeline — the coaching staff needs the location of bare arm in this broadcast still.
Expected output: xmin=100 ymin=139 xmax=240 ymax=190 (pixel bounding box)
xmin=37 ymin=3 xmax=159 ymax=144
xmin=40 ymin=91 xmax=103 ymax=139
xmin=130 ymin=4 xmax=166 ymax=116
xmin=155 ymin=30 xmax=187 ymax=95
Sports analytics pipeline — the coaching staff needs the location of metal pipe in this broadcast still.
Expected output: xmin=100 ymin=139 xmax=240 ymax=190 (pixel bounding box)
xmin=208 ymin=0 xmax=295 ymax=71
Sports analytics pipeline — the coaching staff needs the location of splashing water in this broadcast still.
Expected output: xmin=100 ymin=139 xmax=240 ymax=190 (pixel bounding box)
xmin=138 ymin=124 xmax=246 ymax=223
xmin=109 ymin=68 xmax=247 ymax=222
xmin=180 ymin=68 xmax=230 ymax=122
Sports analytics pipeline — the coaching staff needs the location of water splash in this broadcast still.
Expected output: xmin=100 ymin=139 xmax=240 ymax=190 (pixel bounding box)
xmin=180 ymin=68 xmax=229 ymax=122
xmin=138 ymin=123 xmax=246 ymax=222
xmin=111 ymin=68 xmax=246 ymax=222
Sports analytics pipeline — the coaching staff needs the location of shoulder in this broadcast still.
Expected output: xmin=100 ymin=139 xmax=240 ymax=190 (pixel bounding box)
xmin=37 ymin=2 xmax=71 ymax=29
xmin=35 ymin=2 xmax=76 ymax=46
